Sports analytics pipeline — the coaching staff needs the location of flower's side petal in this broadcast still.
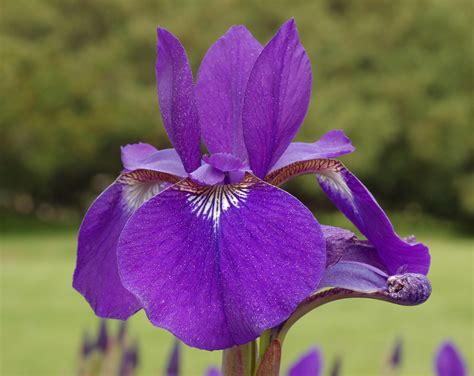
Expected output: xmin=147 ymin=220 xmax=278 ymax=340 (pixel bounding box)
xmin=122 ymin=146 xmax=187 ymax=177
xmin=266 ymin=160 xmax=430 ymax=275
xmin=322 ymin=225 xmax=386 ymax=271
xmin=156 ymin=28 xmax=201 ymax=173
xmin=73 ymin=170 xmax=176 ymax=319
xmin=196 ymin=26 xmax=262 ymax=161
xmin=117 ymin=175 xmax=325 ymax=350
xmin=121 ymin=143 xmax=158 ymax=170
xmin=242 ymin=19 xmax=312 ymax=178
xmin=318 ymin=261 xmax=388 ymax=293
xmin=287 ymin=347 xmax=323 ymax=376
xmin=435 ymin=341 xmax=467 ymax=376
xmin=319 ymin=225 xmax=389 ymax=293
xmin=270 ymin=130 xmax=355 ymax=172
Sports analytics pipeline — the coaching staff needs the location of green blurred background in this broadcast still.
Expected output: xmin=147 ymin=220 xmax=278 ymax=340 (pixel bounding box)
xmin=1 ymin=0 xmax=472 ymax=375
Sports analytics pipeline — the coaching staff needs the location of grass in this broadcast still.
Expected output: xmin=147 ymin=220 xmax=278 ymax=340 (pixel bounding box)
xmin=1 ymin=225 xmax=473 ymax=375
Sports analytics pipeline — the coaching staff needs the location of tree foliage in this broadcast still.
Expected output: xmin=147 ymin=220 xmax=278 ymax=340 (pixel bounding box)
xmin=1 ymin=0 xmax=472 ymax=223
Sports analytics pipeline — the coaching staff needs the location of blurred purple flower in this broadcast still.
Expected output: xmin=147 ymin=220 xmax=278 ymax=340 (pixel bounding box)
xmin=329 ymin=355 xmax=342 ymax=376
xmin=390 ymin=338 xmax=403 ymax=369
xmin=73 ymin=19 xmax=430 ymax=350
xmin=166 ymin=341 xmax=181 ymax=376
xmin=435 ymin=341 xmax=467 ymax=376
xmin=287 ymin=347 xmax=323 ymax=376
xmin=96 ymin=319 xmax=109 ymax=353
xmin=202 ymin=347 xmax=323 ymax=376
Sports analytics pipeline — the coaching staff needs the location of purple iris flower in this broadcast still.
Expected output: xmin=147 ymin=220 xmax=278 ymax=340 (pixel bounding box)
xmin=73 ymin=19 xmax=430 ymax=350
xmin=435 ymin=341 xmax=467 ymax=376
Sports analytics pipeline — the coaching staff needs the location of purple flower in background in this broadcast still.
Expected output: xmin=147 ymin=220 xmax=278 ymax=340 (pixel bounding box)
xmin=203 ymin=347 xmax=323 ymax=376
xmin=435 ymin=341 xmax=467 ymax=376
xmin=73 ymin=19 xmax=430 ymax=350
xmin=287 ymin=347 xmax=323 ymax=376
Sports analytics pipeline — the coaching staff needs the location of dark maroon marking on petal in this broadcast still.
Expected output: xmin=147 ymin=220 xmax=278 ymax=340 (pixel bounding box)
xmin=265 ymin=158 xmax=343 ymax=186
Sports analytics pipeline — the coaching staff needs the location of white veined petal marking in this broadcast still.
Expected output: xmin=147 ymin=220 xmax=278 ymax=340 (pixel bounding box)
xmin=118 ymin=169 xmax=179 ymax=212
xmin=176 ymin=175 xmax=255 ymax=228
xmin=123 ymin=180 xmax=168 ymax=211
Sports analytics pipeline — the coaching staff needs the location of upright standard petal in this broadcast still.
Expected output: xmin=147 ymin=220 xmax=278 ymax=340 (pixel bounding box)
xmin=435 ymin=341 xmax=467 ymax=376
xmin=266 ymin=159 xmax=430 ymax=275
xmin=270 ymin=130 xmax=355 ymax=172
xmin=288 ymin=347 xmax=323 ymax=376
xmin=196 ymin=26 xmax=262 ymax=161
xmin=242 ymin=19 xmax=312 ymax=178
xmin=73 ymin=169 xmax=179 ymax=319
xmin=156 ymin=28 xmax=201 ymax=173
xmin=118 ymin=175 xmax=325 ymax=350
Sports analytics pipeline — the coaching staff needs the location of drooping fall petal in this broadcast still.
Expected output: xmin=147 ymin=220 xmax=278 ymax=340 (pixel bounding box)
xmin=117 ymin=175 xmax=325 ymax=350
xmin=73 ymin=169 xmax=178 ymax=319
xmin=266 ymin=160 xmax=430 ymax=275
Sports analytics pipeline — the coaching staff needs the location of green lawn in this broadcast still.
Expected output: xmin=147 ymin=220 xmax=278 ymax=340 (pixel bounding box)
xmin=1 ymin=227 xmax=472 ymax=375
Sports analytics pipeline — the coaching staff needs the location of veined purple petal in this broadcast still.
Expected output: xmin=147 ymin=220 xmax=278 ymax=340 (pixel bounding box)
xmin=122 ymin=145 xmax=187 ymax=177
xmin=156 ymin=28 xmax=201 ymax=173
xmin=287 ymin=347 xmax=323 ymax=376
xmin=243 ymin=19 xmax=312 ymax=178
xmin=73 ymin=170 xmax=176 ymax=319
xmin=196 ymin=26 xmax=262 ymax=161
xmin=117 ymin=175 xmax=325 ymax=350
xmin=266 ymin=160 xmax=430 ymax=275
xmin=270 ymin=130 xmax=355 ymax=172
xmin=435 ymin=341 xmax=467 ymax=376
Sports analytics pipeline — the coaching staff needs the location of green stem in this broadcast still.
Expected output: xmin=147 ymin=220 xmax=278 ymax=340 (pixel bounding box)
xmin=258 ymin=329 xmax=271 ymax=365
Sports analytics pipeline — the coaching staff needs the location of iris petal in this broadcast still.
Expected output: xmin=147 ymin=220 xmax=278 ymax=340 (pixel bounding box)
xmin=287 ymin=347 xmax=323 ymax=376
xmin=156 ymin=28 xmax=201 ymax=173
xmin=196 ymin=26 xmax=262 ymax=161
xmin=73 ymin=170 xmax=176 ymax=319
xmin=318 ymin=226 xmax=388 ymax=293
xmin=121 ymin=143 xmax=158 ymax=171
xmin=122 ymin=144 xmax=187 ymax=177
xmin=242 ymin=18 xmax=312 ymax=178
xmin=270 ymin=130 xmax=355 ymax=172
xmin=117 ymin=175 xmax=325 ymax=350
xmin=266 ymin=159 xmax=430 ymax=275
xmin=435 ymin=341 xmax=467 ymax=376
